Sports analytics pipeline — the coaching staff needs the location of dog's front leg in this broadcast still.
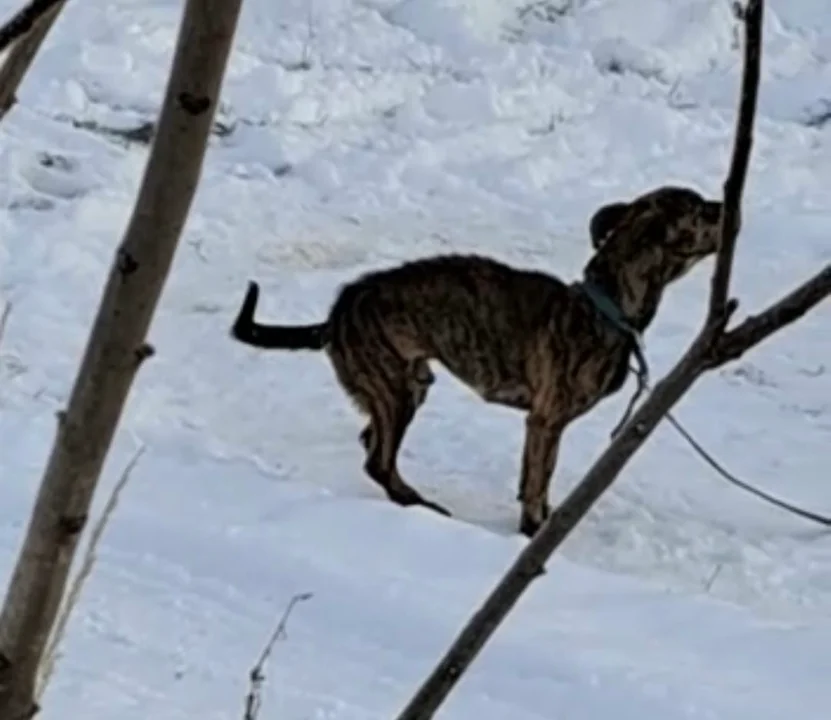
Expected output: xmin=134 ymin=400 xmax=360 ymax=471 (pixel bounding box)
xmin=517 ymin=412 xmax=566 ymax=538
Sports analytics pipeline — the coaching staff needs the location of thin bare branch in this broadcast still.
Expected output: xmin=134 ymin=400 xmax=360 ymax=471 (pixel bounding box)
xmin=35 ymin=445 xmax=146 ymax=700
xmin=0 ymin=301 xmax=12 ymax=349
xmin=713 ymin=263 xmax=831 ymax=365
xmin=0 ymin=0 xmax=67 ymax=120
xmin=707 ymin=0 xmax=764 ymax=322
xmin=243 ymin=592 xmax=313 ymax=720
xmin=0 ymin=0 xmax=64 ymax=54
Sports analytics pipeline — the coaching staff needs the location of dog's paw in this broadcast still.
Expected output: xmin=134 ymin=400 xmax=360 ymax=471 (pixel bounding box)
xmin=519 ymin=504 xmax=551 ymax=538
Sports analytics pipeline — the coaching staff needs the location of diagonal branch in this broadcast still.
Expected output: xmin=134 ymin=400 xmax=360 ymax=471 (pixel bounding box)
xmin=707 ymin=0 xmax=764 ymax=323
xmin=0 ymin=0 xmax=64 ymax=54
xmin=393 ymin=337 xmax=712 ymax=720
xmin=0 ymin=0 xmax=67 ymax=120
xmin=713 ymin=263 xmax=831 ymax=365
xmin=393 ymin=3 xmax=767 ymax=718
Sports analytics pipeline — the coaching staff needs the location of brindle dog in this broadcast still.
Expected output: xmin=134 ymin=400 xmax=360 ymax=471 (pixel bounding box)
xmin=231 ymin=185 xmax=722 ymax=537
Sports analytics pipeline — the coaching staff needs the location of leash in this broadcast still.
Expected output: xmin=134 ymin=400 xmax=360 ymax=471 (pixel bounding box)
xmin=663 ymin=409 xmax=831 ymax=527
xmin=581 ymin=279 xmax=651 ymax=436
xmin=633 ymin=371 xmax=831 ymax=527
xmin=581 ymin=282 xmax=831 ymax=528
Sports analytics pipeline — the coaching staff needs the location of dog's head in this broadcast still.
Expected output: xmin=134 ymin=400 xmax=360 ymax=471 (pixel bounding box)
xmin=588 ymin=185 xmax=724 ymax=284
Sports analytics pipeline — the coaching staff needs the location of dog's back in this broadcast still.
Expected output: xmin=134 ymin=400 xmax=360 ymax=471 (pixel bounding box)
xmin=328 ymin=253 xmax=570 ymax=401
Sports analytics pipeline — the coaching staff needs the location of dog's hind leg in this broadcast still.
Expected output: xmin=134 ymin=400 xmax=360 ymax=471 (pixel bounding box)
xmin=359 ymin=358 xmax=433 ymax=450
xmin=362 ymin=384 xmax=449 ymax=517
xmin=328 ymin=322 xmax=447 ymax=516
xmin=362 ymin=359 xmax=447 ymax=517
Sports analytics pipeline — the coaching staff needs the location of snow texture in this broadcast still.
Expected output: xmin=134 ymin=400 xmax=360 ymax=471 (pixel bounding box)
xmin=0 ymin=0 xmax=830 ymax=718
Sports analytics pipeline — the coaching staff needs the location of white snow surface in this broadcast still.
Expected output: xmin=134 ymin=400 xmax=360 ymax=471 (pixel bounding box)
xmin=1 ymin=0 xmax=830 ymax=717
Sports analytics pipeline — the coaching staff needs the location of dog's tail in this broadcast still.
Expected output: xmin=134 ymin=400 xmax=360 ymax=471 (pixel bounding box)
xmin=231 ymin=281 xmax=328 ymax=351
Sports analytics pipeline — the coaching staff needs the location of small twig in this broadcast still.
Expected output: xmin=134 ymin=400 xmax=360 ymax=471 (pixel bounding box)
xmin=703 ymin=563 xmax=723 ymax=593
xmin=187 ymin=236 xmax=209 ymax=263
xmin=281 ymin=2 xmax=315 ymax=71
xmin=0 ymin=301 xmax=12 ymax=350
xmin=299 ymin=2 xmax=315 ymax=70
xmin=35 ymin=444 xmax=146 ymax=700
xmin=243 ymin=592 xmax=313 ymax=720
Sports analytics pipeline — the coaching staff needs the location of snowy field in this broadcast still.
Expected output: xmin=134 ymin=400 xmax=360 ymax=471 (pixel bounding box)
xmin=1 ymin=0 xmax=830 ymax=717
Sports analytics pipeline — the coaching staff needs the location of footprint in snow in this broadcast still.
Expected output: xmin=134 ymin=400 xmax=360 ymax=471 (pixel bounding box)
xmin=15 ymin=150 xmax=100 ymax=204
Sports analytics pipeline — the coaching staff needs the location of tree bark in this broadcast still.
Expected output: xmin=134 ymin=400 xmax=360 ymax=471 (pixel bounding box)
xmin=0 ymin=0 xmax=67 ymax=121
xmin=0 ymin=0 xmax=244 ymax=716
xmin=393 ymin=2 xmax=775 ymax=718
xmin=0 ymin=0 xmax=66 ymax=52
xmin=706 ymin=0 xmax=762 ymax=322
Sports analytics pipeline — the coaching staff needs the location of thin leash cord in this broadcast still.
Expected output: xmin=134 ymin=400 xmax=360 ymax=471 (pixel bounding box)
xmin=664 ymin=411 xmax=831 ymax=526
xmin=579 ymin=280 xmax=830 ymax=528
xmin=626 ymin=368 xmax=831 ymax=528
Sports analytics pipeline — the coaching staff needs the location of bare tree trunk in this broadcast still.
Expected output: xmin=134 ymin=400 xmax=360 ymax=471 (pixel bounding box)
xmin=392 ymin=2 xmax=830 ymax=718
xmin=0 ymin=0 xmax=68 ymax=120
xmin=0 ymin=0 xmax=244 ymax=716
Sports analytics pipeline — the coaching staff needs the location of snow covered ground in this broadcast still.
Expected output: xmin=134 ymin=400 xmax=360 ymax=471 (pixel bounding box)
xmin=1 ymin=0 xmax=830 ymax=717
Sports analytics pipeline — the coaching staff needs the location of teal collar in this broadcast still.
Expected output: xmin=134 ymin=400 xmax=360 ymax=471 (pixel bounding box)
xmin=581 ymin=279 xmax=650 ymax=387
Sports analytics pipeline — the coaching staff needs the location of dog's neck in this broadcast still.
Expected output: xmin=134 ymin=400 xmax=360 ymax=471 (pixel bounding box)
xmin=581 ymin=258 xmax=664 ymax=334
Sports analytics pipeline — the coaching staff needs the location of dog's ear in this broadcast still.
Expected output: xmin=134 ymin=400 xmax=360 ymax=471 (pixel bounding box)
xmin=589 ymin=201 xmax=629 ymax=250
